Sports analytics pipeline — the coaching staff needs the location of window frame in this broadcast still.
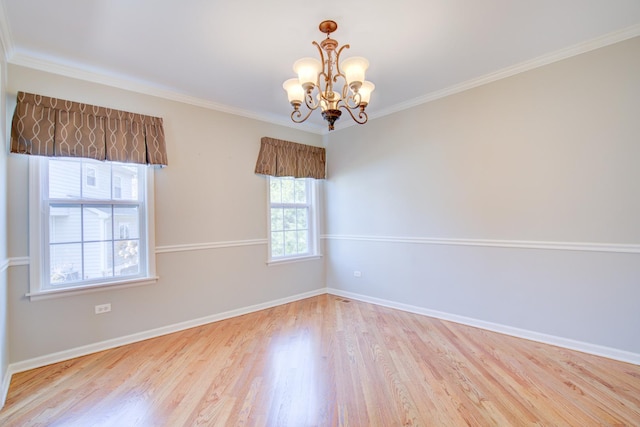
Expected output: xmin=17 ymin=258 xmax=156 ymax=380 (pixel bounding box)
xmin=28 ymin=156 xmax=158 ymax=300
xmin=266 ymin=176 xmax=321 ymax=265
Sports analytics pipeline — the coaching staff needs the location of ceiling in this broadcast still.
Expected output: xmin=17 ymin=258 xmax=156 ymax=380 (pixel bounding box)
xmin=1 ymin=0 xmax=640 ymax=133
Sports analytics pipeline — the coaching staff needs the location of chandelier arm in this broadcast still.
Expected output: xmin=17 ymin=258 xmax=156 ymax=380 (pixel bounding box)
xmin=339 ymin=104 xmax=368 ymax=124
xmin=291 ymin=107 xmax=315 ymax=124
xmin=313 ymin=41 xmax=326 ymax=75
xmin=334 ymin=44 xmax=350 ymax=77
xmin=343 ymin=91 xmax=362 ymax=109
xmin=318 ymin=72 xmax=331 ymax=97
xmin=303 ymin=90 xmax=321 ymax=110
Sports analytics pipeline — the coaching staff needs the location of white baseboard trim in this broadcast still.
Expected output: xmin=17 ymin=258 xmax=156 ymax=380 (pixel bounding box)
xmin=322 ymin=234 xmax=640 ymax=254
xmin=3 ymin=285 xmax=638 ymax=409
xmin=326 ymin=288 xmax=640 ymax=366
xmin=1 ymin=367 xmax=11 ymax=408
xmin=6 ymin=288 xmax=325 ymax=376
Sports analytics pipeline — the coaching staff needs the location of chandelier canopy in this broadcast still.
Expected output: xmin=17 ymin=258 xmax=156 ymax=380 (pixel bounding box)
xmin=283 ymin=20 xmax=375 ymax=131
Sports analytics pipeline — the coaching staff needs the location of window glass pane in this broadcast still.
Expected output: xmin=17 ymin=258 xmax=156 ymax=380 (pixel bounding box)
xmin=270 ymin=208 xmax=284 ymax=232
xmin=83 ymin=206 xmax=113 ymax=241
xmin=271 ymin=232 xmax=284 ymax=257
xmin=50 ymin=205 xmax=82 ymax=243
xmin=283 ymin=208 xmax=297 ymax=230
xmin=115 ymin=240 xmax=140 ymax=277
xmin=37 ymin=157 xmax=150 ymax=292
xmin=84 ymin=241 xmax=113 ymax=279
xmin=82 ymin=162 xmax=112 ymax=199
xmin=49 ymin=160 xmax=81 ymax=199
xmin=296 ymin=208 xmax=308 ymax=229
xmin=268 ymin=176 xmax=315 ymax=260
xmin=50 ymin=243 xmax=82 ymax=284
xmin=281 ymin=178 xmax=295 ymax=203
xmin=112 ymin=164 xmax=140 ymax=201
xmin=269 ymin=178 xmax=282 ymax=204
xmin=297 ymin=230 xmax=309 ymax=254
xmin=284 ymin=231 xmax=298 ymax=255
xmin=294 ymin=179 xmax=307 ymax=203
xmin=114 ymin=206 xmax=140 ymax=239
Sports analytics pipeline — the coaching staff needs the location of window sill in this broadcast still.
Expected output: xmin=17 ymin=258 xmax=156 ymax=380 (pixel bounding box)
xmin=26 ymin=276 xmax=159 ymax=301
xmin=267 ymin=254 xmax=323 ymax=266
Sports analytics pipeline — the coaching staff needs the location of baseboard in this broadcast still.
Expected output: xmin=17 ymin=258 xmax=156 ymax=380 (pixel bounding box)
xmin=326 ymin=288 xmax=640 ymax=366
xmin=7 ymin=288 xmax=325 ymax=376
xmin=4 ymin=285 xmax=638 ymax=409
xmin=1 ymin=365 xmax=12 ymax=408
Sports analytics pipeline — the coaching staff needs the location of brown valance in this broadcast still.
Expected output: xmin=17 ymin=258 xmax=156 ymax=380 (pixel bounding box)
xmin=254 ymin=137 xmax=326 ymax=179
xmin=10 ymin=91 xmax=168 ymax=166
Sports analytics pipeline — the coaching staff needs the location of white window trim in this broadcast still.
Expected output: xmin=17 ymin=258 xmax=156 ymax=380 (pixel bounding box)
xmin=266 ymin=176 xmax=321 ymax=265
xmin=28 ymin=156 xmax=158 ymax=300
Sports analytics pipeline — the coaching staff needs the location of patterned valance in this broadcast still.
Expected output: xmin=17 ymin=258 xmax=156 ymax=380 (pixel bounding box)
xmin=254 ymin=137 xmax=326 ymax=179
xmin=10 ymin=91 xmax=168 ymax=166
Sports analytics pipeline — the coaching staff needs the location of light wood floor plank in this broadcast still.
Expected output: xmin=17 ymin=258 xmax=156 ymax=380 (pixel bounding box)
xmin=1 ymin=294 xmax=639 ymax=426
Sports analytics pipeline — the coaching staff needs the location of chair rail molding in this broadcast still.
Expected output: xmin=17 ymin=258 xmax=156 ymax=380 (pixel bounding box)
xmin=321 ymin=234 xmax=640 ymax=254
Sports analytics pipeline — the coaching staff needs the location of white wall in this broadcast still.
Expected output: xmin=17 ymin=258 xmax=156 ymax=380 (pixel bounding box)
xmin=6 ymin=65 xmax=325 ymax=363
xmin=325 ymin=37 xmax=640 ymax=355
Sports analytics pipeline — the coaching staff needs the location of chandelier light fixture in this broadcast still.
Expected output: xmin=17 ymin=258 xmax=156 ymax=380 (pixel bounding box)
xmin=283 ymin=20 xmax=375 ymax=131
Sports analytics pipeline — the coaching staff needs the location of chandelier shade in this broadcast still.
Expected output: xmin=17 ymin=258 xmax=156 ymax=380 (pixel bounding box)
xmin=293 ymin=58 xmax=322 ymax=90
xmin=283 ymin=20 xmax=375 ymax=131
xmin=341 ymin=57 xmax=369 ymax=90
xmin=358 ymin=81 xmax=375 ymax=106
xmin=283 ymin=78 xmax=304 ymax=104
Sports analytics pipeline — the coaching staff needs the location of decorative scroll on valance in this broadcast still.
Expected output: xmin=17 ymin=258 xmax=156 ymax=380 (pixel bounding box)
xmin=254 ymin=137 xmax=326 ymax=179
xmin=10 ymin=91 xmax=168 ymax=166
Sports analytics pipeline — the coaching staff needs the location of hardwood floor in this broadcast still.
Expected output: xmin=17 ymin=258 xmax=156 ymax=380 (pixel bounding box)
xmin=1 ymin=294 xmax=639 ymax=426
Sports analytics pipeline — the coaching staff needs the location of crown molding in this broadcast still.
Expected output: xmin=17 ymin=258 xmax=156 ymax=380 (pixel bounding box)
xmin=4 ymin=21 xmax=639 ymax=136
xmin=368 ymin=24 xmax=640 ymax=122
xmin=7 ymin=52 xmax=325 ymax=135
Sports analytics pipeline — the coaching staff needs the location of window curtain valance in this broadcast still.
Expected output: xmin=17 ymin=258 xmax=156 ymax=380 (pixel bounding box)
xmin=254 ymin=137 xmax=326 ymax=179
xmin=10 ymin=91 xmax=168 ymax=166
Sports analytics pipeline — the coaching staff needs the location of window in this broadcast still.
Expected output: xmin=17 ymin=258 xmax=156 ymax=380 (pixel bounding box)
xmin=29 ymin=157 xmax=157 ymax=298
xmin=268 ymin=176 xmax=318 ymax=262
xmin=85 ymin=166 xmax=96 ymax=187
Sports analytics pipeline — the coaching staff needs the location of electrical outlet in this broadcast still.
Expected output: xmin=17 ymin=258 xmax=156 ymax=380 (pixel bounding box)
xmin=353 ymin=270 xmax=362 ymax=277
xmin=95 ymin=303 xmax=111 ymax=314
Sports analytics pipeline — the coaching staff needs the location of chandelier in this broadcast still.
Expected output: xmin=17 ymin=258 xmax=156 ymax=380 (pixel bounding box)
xmin=283 ymin=20 xmax=375 ymax=131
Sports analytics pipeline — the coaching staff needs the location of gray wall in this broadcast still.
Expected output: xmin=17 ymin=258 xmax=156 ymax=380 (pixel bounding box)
xmin=6 ymin=65 xmax=325 ymax=363
xmin=325 ymin=37 xmax=640 ymax=353
xmin=3 ymin=34 xmax=639 ymax=374
xmin=0 ymin=36 xmax=9 ymax=402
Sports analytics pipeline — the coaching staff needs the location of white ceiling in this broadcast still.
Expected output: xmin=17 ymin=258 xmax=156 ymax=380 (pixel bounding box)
xmin=1 ymin=0 xmax=640 ymax=133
